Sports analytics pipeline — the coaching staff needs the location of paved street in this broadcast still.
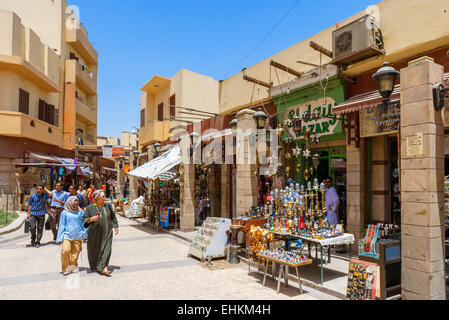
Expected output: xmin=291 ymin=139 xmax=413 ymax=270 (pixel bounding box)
xmin=0 ymin=216 xmax=338 ymax=300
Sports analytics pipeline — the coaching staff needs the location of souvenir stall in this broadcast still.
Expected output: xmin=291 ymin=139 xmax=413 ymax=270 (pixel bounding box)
xmin=246 ymin=105 xmax=355 ymax=286
xmin=128 ymin=145 xmax=181 ymax=230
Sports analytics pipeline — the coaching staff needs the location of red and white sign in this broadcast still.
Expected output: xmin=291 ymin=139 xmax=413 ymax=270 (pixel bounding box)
xmin=103 ymin=145 xmax=125 ymax=158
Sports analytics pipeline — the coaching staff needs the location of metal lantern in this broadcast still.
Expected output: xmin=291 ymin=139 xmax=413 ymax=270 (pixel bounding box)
xmin=190 ymin=131 xmax=199 ymax=146
xmin=230 ymin=117 xmax=238 ymax=135
xmin=293 ymin=115 xmax=302 ymax=134
xmin=373 ymin=62 xmax=400 ymax=104
xmin=132 ymin=150 xmax=140 ymax=166
xmin=312 ymin=153 xmax=320 ymax=170
xmin=153 ymin=142 xmax=161 ymax=153
xmin=253 ymin=108 xmax=268 ymax=130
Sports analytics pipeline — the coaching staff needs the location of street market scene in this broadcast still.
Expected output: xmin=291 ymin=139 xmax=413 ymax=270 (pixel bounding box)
xmin=1 ymin=0 xmax=449 ymax=303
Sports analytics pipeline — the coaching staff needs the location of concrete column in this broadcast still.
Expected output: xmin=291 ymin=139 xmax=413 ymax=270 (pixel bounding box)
xmin=236 ymin=109 xmax=258 ymax=217
xmin=371 ymin=136 xmax=389 ymax=223
xmin=400 ymin=56 xmax=446 ymax=300
xmin=180 ymin=163 xmax=195 ymax=231
xmin=128 ymin=153 xmax=138 ymax=202
xmin=346 ymin=140 xmax=366 ymax=245
xmin=221 ymin=164 xmax=231 ymax=218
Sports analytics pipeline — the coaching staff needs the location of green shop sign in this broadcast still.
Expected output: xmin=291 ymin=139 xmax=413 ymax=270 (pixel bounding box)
xmin=284 ymin=97 xmax=340 ymax=139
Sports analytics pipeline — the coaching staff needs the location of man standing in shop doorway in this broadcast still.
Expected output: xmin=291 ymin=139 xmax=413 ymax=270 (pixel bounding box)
xmin=27 ymin=185 xmax=53 ymax=248
xmin=324 ymin=177 xmax=340 ymax=226
xmin=49 ymin=182 xmax=69 ymax=241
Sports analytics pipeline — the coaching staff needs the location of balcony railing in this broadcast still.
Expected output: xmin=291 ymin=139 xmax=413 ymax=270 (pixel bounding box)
xmin=75 ymin=98 xmax=97 ymax=125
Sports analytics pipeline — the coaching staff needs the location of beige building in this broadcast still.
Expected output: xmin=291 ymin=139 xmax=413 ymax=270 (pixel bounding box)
xmin=0 ymin=0 xmax=98 ymax=195
xmin=139 ymin=69 xmax=219 ymax=151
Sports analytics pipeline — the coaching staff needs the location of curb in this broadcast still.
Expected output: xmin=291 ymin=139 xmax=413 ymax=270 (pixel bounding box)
xmin=0 ymin=212 xmax=27 ymax=236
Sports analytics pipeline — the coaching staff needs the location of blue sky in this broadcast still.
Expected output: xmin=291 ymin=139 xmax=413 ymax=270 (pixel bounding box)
xmin=70 ymin=0 xmax=377 ymax=138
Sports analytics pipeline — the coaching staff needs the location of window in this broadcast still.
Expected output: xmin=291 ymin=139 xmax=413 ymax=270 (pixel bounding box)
xmin=170 ymin=95 xmax=176 ymax=119
xmin=38 ymin=99 xmax=55 ymax=126
xmin=19 ymin=89 xmax=29 ymax=114
xmin=158 ymin=103 xmax=164 ymax=121
xmin=141 ymin=109 xmax=146 ymax=127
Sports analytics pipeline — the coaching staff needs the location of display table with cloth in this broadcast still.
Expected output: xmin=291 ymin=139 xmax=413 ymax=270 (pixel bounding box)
xmin=270 ymin=232 xmax=355 ymax=285
xmin=257 ymin=254 xmax=313 ymax=294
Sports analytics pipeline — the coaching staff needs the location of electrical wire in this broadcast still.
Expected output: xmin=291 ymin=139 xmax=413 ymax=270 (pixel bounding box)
xmin=222 ymin=0 xmax=302 ymax=79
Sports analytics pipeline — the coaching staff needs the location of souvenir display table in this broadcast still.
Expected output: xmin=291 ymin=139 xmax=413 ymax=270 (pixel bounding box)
xmin=257 ymin=250 xmax=312 ymax=294
xmin=269 ymin=231 xmax=354 ymax=285
xmin=189 ymin=217 xmax=232 ymax=260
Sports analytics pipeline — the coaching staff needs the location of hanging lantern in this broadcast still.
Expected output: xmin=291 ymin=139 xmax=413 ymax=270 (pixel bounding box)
xmin=277 ymin=123 xmax=284 ymax=138
xmin=304 ymin=168 xmax=310 ymax=181
xmin=312 ymin=153 xmax=320 ymax=170
xmin=296 ymin=163 xmax=301 ymax=173
xmin=230 ymin=116 xmax=238 ymax=135
xmin=293 ymin=115 xmax=302 ymax=134
xmin=304 ymin=128 xmax=311 ymax=140
xmin=253 ymin=108 xmax=268 ymax=130
xmin=286 ymin=166 xmax=291 ymax=178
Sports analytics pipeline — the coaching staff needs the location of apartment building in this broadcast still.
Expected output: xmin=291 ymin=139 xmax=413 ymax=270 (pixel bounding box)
xmin=0 ymin=0 xmax=98 ymax=194
xmin=139 ymin=69 xmax=219 ymax=151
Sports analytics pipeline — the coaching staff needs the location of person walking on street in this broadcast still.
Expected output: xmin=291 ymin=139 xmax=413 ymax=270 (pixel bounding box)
xmin=87 ymin=184 xmax=96 ymax=205
xmin=27 ymin=185 xmax=53 ymax=248
xmin=69 ymin=185 xmax=86 ymax=210
xmin=49 ymin=182 xmax=69 ymax=241
xmin=56 ymin=196 xmax=87 ymax=276
xmin=324 ymin=177 xmax=340 ymax=226
xmin=78 ymin=185 xmax=87 ymax=204
xmin=83 ymin=191 xmax=119 ymax=277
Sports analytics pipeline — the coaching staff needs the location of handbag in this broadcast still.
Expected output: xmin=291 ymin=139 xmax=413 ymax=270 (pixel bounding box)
xmin=24 ymin=219 xmax=30 ymax=234
xmin=45 ymin=216 xmax=51 ymax=230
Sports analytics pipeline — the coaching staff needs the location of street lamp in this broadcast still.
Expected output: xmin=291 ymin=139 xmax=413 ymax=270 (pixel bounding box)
xmin=189 ymin=132 xmax=199 ymax=157
xmin=373 ymin=62 xmax=400 ymax=105
xmin=253 ymin=108 xmax=268 ymax=130
xmin=118 ymin=156 xmax=125 ymax=169
xmin=153 ymin=142 xmax=161 ymax=157
xmin=230 ymin=116 xmax=238 ymax=135
xmin=132 ymin=150 xmax=140 ymax=167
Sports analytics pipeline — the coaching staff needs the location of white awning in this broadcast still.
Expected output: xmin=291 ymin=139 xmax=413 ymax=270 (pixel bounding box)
xmin=128 ymin=144 xmax=180 ymax=180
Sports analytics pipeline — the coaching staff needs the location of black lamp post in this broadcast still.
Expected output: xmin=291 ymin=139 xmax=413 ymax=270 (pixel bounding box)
xmin=132 ymin=150 xmax=140 ymax=167
xmin=253 ymin=108 xmax=268 ymax=130
xmin=118 ymin=156 xmax=124 ymax=169
xmin=153 ymin=142 xmax=161 ymax=157
xmin=189 ymin=132 xmax=199 ymax=157
xmin=230 ymin=117 xmax=238 ymax=135
xmin=373 ymin=62 xmax=400 ymax=105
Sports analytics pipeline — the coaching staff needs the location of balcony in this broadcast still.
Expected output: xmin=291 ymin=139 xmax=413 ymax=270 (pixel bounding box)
xmin=65 ymin=26 xmax=98 ymax=65
xmin=76 ymin=98 xmax=97 ymax=126
xmin=0 ymin=111 xmax=62 ymax=146
xmin=139 ymin=120 xmax=173 ymax=148
xmin=65 ymin=59 xmax=97 ymax=95
xmin=0 ymin=55 xmax=59 ymax=92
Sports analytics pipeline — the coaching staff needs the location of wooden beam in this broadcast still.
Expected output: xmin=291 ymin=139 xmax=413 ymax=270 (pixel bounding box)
xmin=310 ymin=41 xmax=333 ymax=59
xmin=270 ymin=60 xmax=303 ymax=78
xmin=243 ymin=75 xmax=271 ymax=88
xmin=296 ymin=60 xmax=319 ymax=68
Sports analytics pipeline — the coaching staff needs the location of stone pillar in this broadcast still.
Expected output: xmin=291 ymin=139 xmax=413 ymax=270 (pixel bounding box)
xmin=128 ymin=152 xmax=138 ymax=202
xmin=235 ymin=109 xmax=258 ymax=217
xmin=346 ymin=140 xmax=366 ymax=246
xmin=115 ymin=159 xmax=125 ymax=198
xmin=372 ymin=136 xmax=389 ymax=223
xmin=221 ymin=164 xmax=231 ymax=218
xmin=180 ymin=163 xmax=195 ymax=231
xmin=400 ymin=56 xmax=446 ymax=300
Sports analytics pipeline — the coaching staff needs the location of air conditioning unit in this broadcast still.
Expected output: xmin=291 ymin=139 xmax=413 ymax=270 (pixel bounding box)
xmin=332 ymin=15 xmax=385 ymax=66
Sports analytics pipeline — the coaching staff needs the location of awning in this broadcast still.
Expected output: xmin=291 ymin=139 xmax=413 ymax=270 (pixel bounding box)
xmin=16 ymin=152 xmax=90 ymax=175
xmin=128 ymin=144 xmax=181 ymax=180
xmin=334 ymin=72 xmax=449 ymax=115
xmin=333 ymin=85 xmax=400 ymax=115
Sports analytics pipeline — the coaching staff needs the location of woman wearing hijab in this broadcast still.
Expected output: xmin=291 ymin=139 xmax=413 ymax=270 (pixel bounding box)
xmin=83 ymin=190 xmax=119 ymax=277
xmin=56 ymin=196 xmax=87 ymax=276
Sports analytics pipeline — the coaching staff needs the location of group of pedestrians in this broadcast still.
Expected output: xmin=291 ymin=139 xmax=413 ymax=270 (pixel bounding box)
xmin=27 ymin=183 xmax=119 ymax=277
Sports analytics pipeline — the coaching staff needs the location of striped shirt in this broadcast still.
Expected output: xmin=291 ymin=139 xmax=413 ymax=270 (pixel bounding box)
xmin=28 ymin=193 xmax=49 ymax=216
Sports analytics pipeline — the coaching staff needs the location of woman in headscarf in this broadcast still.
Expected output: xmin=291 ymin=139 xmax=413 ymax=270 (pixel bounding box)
xmin=56 ymin=196 xmax=87 ymax=276
xmin=83 ymin=190 xmax=119 ymax=277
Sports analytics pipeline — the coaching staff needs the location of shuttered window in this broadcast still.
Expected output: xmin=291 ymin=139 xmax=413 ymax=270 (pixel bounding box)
xmin=158 ymin=103 xmax=164 ymax=121
xmin=54 ymin=108 xmax=59 ymax=127
xmin=140 ymin=109 xmax=145 ymax=127
xmin=170 ymin=95 xmax=176 ymax=119
xmin=19 ymin=89 xmax=29 ymax=114
xmin=38 ymin=99 xmax=55 ymax=125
